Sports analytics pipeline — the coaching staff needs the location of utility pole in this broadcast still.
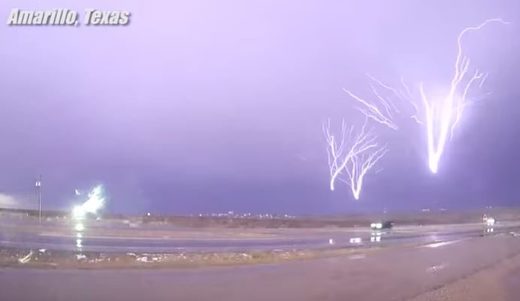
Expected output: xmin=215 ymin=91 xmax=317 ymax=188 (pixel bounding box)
xmin=35 ymin=175 xmax=42 ymax=224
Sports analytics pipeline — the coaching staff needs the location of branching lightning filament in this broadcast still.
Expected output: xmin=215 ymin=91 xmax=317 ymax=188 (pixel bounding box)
xmin=324 ymin=119 xmax=387 ymax=200
xmin=413 ymin=18 xmax=509 ymax=173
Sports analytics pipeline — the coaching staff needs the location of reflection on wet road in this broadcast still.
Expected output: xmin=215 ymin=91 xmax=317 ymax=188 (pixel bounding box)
xmin=0 ymin=216 xmax=517 ymax=253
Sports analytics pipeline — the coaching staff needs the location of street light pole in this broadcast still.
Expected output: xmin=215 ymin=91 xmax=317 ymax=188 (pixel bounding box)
xmin=35 ymin=176 xmax=42 ymax=224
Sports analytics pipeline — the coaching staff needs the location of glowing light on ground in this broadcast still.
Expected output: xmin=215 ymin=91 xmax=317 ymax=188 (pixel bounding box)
xmin=72 ymin=185 xmax=105 ymax=219
xmin=424 ymin=240 xmax=461 ymax=248
xmin=74 ymin=223 xmax=85 ymax=232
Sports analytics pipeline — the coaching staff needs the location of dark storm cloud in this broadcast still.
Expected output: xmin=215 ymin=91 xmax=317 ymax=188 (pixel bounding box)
xmin=0 ymin=0 xmax=519 ymax=214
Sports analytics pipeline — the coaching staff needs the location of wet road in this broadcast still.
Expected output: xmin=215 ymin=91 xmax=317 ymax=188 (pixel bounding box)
xmin=2 ymin=215 xmax=520 ymax=300
xmin=0 ymin=215 xmax=517 ymax=253
xmin=2 ymin=233 xmax=520 ymax=301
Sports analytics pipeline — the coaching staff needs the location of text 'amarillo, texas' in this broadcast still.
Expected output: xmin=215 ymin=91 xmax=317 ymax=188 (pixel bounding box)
xmin=6 ymin=9 xmax=131 ymax=26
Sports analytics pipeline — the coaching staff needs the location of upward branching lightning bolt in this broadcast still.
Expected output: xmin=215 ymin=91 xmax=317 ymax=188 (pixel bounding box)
xmin=343 ymin=74 xmax=401 ymax=131
xmin=414 ymin=18 xmax=509 ymax=173
xmin=324 ymin=119 xmax=387 ymax=200
xmin=324 ymin=18 xmax=508 ymax=201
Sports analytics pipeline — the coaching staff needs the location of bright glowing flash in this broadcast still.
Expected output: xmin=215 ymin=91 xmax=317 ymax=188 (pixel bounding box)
xmin=324 ymin=119 xmax=387 ymax=200
xmin=74 ymin=223 xmax=85 ymax=232
xmin=72 ymin=185 xmax=105 ymax=219
xmin=412 ymin=18 xmax=509 ymax=173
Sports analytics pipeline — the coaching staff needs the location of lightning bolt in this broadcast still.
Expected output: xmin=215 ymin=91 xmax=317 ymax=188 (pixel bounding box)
xmin=323 ymin=18 xmax=508 ymax=200
xmin=414 ymin=18 xmax=509 ymax=173
xmin=343 ymin=75 xmax=400 ymax=130
xmin=324 ymin=119 xmax=387 ymax=200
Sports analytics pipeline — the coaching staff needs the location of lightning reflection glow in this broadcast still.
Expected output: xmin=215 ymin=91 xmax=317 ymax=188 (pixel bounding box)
xmin=71 ymin=185 xmax=106 ymax=254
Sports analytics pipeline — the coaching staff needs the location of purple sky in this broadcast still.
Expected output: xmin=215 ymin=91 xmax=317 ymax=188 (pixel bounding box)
xmin=1 ymin=0 xmax=519 ymax=214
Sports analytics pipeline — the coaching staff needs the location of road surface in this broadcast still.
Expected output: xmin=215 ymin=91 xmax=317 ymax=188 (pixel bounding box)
xmin=1 ymin=215 xmax=520 ymax=300
xmin=1 ymin=234 xmax=520 ymax=300
xmin=0 ymin=215 xmax=515 ymax=252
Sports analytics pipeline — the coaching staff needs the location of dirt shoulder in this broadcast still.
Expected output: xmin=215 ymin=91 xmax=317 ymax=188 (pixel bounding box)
xmin=408 ymin=248 xmax=520 ymax=301
xmin=0 ymin=245 xmax=382 ymax=269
